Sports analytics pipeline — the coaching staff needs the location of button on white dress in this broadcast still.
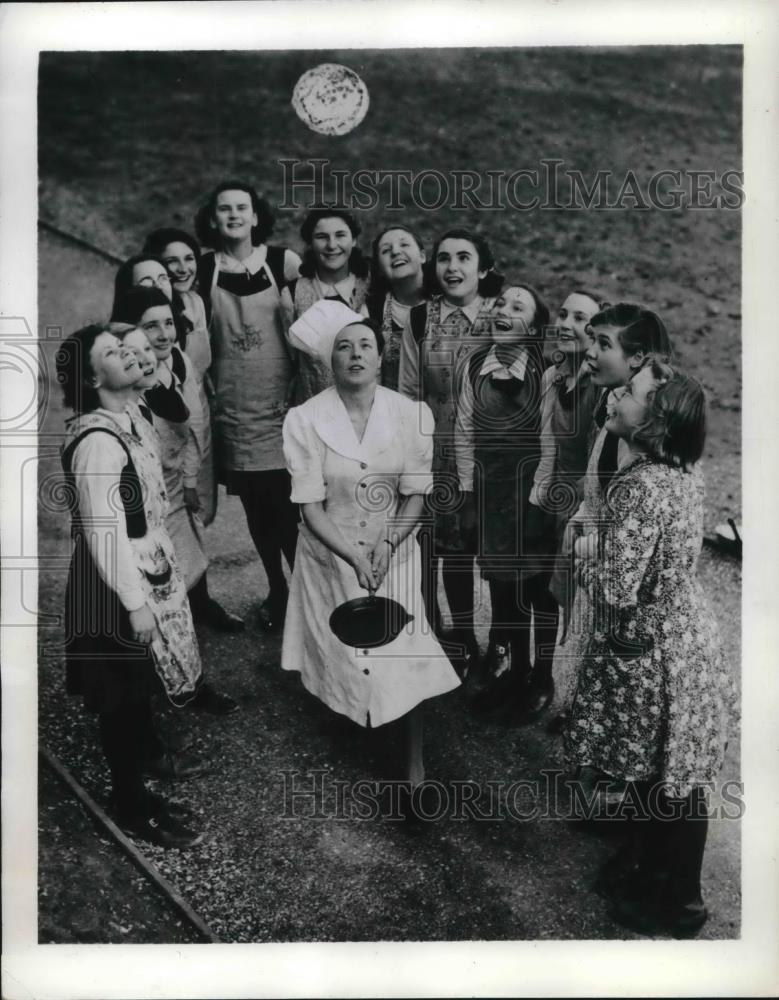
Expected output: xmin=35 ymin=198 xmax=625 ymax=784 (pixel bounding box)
xmin=281 ymin=386 xmax=461 ymax=727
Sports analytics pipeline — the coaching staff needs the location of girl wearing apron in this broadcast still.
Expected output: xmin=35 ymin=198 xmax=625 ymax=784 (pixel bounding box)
xmin=195 ymin=179 xmax=302 ymax=632
xmin=113 ymin=289 xmax=242 ymax=715
xmin=57 ymin=322 xmax=204 ymax=849
xmin=143 ymin=227 xmax=217 ymax=525
xmin=289 ymin=208 xmax=370 ymax=404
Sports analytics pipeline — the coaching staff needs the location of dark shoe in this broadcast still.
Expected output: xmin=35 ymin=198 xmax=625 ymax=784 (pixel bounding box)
xmin=146 ymin=789 xmax=194 ymax=824
xmin=257 ymin=594 xmax=288 ymax=633
xmin=143 ymin=749 xmax=210 ymax=781
xmin=520 ymin=678 xmax=555 ymax=722
xmin=190 ymin=681 xmax=239 ymax=716
xmin=547 ymin=710 xmax=569 ymax=735
xmin=204 ymin=598 xmax=245 ymax=633
xmin=593 ymin=842 xmax=651 ymax=903
xmin=120 ymin=810 xmax=204 ymax=850
xmin=611 ymin=893 xmax=708 ymax=939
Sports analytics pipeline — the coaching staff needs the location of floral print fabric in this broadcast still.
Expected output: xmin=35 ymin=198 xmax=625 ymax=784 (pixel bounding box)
xmin=564 ymin=455 xmax=737 ymax=796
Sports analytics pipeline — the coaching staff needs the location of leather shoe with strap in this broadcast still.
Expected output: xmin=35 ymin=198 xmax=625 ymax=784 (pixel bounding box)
xmin=190 ymin=681 xmax=239 ymax=715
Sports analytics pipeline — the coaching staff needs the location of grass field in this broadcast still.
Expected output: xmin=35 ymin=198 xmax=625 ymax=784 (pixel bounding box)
xmin=38 ymin=46 xmax=741 ymax=525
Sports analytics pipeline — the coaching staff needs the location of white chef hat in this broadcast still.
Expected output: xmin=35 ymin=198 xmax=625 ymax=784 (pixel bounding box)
xmin=288 ymin=299 xmax=366 ymax=371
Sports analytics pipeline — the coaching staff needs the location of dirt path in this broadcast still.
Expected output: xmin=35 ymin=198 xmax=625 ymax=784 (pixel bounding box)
xmin=37 ymin=226 xmax=741 ymax=943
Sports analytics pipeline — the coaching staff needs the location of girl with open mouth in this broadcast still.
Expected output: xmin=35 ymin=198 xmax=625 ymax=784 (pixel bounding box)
xmin=289 ymin=208 xmax=371 ymax=404
xmin=365 ymin=224 xmax=432 ymax=391
xmin=397 ymin=228 xmax=503 ymax=678
xmin=455 ymin=283 xmax=557 ymax=723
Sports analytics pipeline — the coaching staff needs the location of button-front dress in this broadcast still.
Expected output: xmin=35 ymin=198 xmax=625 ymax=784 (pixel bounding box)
xmin=281 ymin=386 xmax=461 ymax=727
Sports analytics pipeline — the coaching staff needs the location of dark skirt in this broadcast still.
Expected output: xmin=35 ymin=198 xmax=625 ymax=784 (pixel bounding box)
xmin=64 ymin=536 xmax=157 ymax=714
xmin=477 ymin=474 xmax=558 ymax=583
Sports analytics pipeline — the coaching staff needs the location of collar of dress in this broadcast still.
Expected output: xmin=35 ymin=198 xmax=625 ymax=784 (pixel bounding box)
xmin=479 ymin=344 xmax=529 ymax=381
xmin=314 ymin=272 xmax=357 ymax=305
xmin=439 ymin=296 xmax=484 ymax=325
xmin=311 ymin=385 xmax=396 ymax=463
xmin=216 ymin=245 xmax=268 ymax=275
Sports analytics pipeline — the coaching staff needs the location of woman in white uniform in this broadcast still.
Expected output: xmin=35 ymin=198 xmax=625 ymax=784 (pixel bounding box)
xmin=282 ymin=304 xmax=460 ymax=790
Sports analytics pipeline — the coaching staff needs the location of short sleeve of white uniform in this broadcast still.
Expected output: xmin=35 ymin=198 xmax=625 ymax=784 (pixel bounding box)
xmin=282 ymin=404 xmax=327 ymax=504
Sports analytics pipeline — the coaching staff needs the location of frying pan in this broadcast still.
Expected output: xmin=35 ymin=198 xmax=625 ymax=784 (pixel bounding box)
xmin=329 ymin=594 xmax=414 ymax=649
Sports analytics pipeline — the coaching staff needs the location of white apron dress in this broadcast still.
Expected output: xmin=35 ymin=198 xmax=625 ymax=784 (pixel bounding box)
xmin=281 ymin=386 xmax=461 ymax=727
xmin=62 ymin=404 xmax=202 ymax=707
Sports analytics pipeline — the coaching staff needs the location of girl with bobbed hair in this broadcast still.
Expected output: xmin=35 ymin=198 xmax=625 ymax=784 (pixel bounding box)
xmin=565 ymin=362 xmax=736 ymax=939
xmin=550 ymin=301 xmax=674 ymax=728
xmin=113 ymin=288 xmax=245 ymax=665
xmin=289 ymin=207 xmax=371 ymax=404
xmin=111 ymin=253 xmax=192 ymax=352
xmin=526 ymin=287 xmax=609 ymax=717
xmin=365 ymin=224 xmax=434 ymax=391
xmin=397 ymin=228 xmax=504 ymax=674
xmin=56 ymin=322 xmax=204 ymax=848
xmin=454 ymin=282 xmax=556 ymax=720
xmin=193 ymin=179 xmax=302 ymax=633
xmin=141 ymin=228 xmax=217 ymax=526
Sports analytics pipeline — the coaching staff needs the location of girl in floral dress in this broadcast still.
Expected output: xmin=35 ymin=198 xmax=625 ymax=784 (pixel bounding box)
xmin=565 ymin=361 xmax=736 ymax=937
xmin=57 ymin=322 xmax=203 ymax=848
xmin=364 ymin=225 xmax=431 ymax=391
xmin=398 ymin=229 xmax=502 ymax=672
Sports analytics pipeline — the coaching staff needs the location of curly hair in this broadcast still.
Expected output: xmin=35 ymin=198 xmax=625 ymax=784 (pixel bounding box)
xmin=194 ymin=179 xmax=275 ymax=248
xmin=56 ymin=322 xmax=136 ymax=414
xmin=431 ymin=228 xmax=504 ymax=298
xmin=633 ymin=361 xmax=707 ymax=471
xmin=298 ymin=207 xmax=370 ymax=280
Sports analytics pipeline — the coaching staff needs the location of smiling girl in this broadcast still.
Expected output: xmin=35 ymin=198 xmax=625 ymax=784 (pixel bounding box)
xmin=398 ymin=228 xmax=503 ymax=671
xmin=565 ymin=362 xmax=735 ymax=938
xmin=365 ymin=225 xmax=431 ymax=391
xmin=57 ymin=323 xmax=204 ymax=848
xmin=193 ymin=180 xmax=302 ymax=632
xmin=290 ymin=208 xmax=371 ymax=404
xmin=113 ymin=289 xmax=243 ymax=716
xmin=551 ymin=303 xmax=674 ymax=727
xmin=455 ymin=283 xmax=555 ymax=718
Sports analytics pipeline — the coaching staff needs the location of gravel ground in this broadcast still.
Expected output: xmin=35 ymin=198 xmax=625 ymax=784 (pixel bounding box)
xmin=38 ymin=763 xmax=200 ymax=944
xmin=34 ymin=43 xmax=744 ymax=944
